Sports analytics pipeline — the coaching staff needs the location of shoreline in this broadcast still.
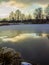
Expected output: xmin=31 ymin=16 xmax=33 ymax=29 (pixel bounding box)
xmin=0 ymin=23 xmax=49 ymax=26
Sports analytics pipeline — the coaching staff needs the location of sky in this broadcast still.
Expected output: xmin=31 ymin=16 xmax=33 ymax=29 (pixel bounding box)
xmin=0 ymin=0 xmax=49 ymax=18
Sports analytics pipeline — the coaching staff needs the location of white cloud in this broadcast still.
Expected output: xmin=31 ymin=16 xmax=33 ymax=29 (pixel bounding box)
xmin=0 ymin=1 xmax=29 ymax=18
xmin=0 ymin=0 xmax=48 ymax=18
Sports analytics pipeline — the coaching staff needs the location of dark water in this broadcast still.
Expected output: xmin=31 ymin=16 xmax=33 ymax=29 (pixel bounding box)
xmin=0 ymin=24 xmax=49 ymax=65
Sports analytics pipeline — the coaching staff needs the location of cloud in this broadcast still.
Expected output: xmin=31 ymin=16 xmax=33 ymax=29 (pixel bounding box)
xmin=0 ymin=1 xmax=26 ymax=18
xmin=0 ymin=0 xmax=49 ymax=5
xmin=0 ymin=0 xmax=48 ymax=9
xmin=0 ymin=0 xmax=29 ymax=9
xmin=0 ymin=0 xmax=48 ymax=18
xmin=14 ymin=0 xmax=49 ymax=5
xmin=7 ymin=1 xmax=27 ymax=8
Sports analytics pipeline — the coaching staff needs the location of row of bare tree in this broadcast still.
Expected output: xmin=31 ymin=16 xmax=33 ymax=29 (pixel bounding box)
xmin=8 ymin=4 xmax=49 ymax=21
xmin=0 ymin=4 xmax=49 ymax=24
xmin=9 ymin=10 xmax=32 ymax=21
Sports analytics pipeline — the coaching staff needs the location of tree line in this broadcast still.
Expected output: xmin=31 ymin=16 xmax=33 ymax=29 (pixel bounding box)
xmin=0 ymin=4 xmax=49 ymax=24
xmin=9 ymin=4 xmax=49 ymax=20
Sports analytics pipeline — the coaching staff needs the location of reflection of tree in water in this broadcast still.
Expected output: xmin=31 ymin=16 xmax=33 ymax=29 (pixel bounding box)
xmin=47 ymin=35 xmax=49 ymax=39
xmin=0 ymin=47 xmax=22 ymax=65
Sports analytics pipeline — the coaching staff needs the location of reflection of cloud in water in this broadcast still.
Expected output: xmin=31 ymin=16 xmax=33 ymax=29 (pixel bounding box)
xmin=2 ymin=33 xmax=33 ymax=42
xmin=0 ymin=33 xmax=48 ymax=42
xmin=0 ymin=36 xmax=8 ymax=39
xmin=41 ymin=33 xmax=47 ymax=37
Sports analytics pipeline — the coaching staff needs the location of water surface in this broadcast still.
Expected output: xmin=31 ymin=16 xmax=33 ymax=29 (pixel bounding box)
xmin=0 ymin=24 xmax=49 ymax=65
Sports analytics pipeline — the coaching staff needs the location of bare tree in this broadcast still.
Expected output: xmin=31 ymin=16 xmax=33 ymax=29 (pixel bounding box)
xmin=20 ymin=14 xmax=25 ymax=20
xmin=45 ymin=4 xmax=49 ymax=19
xmin=9 ymin=11 xmax=14 ymax=20
xmin=15 ymin=10 xmax=21 ymax=21
xmin=34 ymin=8 xmax=42 ymax=19
xmin=27 ymin=14 xmax=32 ymax=20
